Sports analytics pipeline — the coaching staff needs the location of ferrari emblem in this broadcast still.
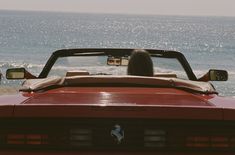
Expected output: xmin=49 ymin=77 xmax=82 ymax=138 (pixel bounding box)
xmin=111 ymin=124 xmax=124 ymax=144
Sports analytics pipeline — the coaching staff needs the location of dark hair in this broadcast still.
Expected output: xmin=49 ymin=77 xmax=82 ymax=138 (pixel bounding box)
xmin=127 ymin=49 xmax=154 ymax=76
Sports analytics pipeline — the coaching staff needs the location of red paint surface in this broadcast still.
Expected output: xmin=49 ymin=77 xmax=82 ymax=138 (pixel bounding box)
xmin=0 ymin=94 xmax=29 ymax=117
xmin=1 ymin=87 xmax=235 ymax=154
xmin=208 ymin=96 xmax=235 ymax=120
xmin=23 ymin=87 xmax=213 ymax=106
xmin=11 ymin=87 xmax=222 ymax=119
xmin=0 ymin=87 xmax=235 ymax=120
xmin=0 ymin=151 xmax=234 ymax=155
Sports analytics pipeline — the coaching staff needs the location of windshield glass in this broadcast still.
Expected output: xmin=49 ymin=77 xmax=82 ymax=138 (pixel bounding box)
xmin=48 ymin=55 xmax=188 ymax=79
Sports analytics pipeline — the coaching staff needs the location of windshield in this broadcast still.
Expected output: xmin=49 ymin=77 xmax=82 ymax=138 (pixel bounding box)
xmin=48 ymin=55 xmax=188 ymax=79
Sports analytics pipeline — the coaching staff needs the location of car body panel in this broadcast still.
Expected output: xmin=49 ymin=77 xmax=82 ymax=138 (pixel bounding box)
xmin=1 ymin=151 xmax=235 ymax=155
xmin=2 ymin=49 xmax=235 ymax=154
xmin=13 ymin=104 xmax=223 ymax=119
xmin=7 ymin=87 xmax=222 ymax=120
xmin=0 ymin=87 xmax=233 ymax=120
xmin=0 ymin=94 xmax=29 ymax=105
xmin=0 ymin=105 xmax=13 ymax=117
xmin=22 ymin=87 xmax=213 ymax=106
xmin=208 ymin=96 xmax=235 ymax=120
xmin=0 ymin=94 xmax=29 ymax=117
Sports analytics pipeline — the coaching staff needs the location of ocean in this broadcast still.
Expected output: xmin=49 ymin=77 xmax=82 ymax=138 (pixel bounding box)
xmin=0 ymin=10 xmax=234 ymax=96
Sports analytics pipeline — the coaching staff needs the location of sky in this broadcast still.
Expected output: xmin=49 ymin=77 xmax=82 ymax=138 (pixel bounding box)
xmin=0 ymin=0 xmax=235 ymax=17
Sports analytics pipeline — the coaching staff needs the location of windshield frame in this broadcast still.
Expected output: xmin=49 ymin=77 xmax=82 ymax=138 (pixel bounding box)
xmin=38 ymin=48 xmax=197 ymax=80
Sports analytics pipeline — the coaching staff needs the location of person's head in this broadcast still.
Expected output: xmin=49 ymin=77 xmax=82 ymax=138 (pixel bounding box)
xmin=127 ymin=49 xmax=154 ymax=76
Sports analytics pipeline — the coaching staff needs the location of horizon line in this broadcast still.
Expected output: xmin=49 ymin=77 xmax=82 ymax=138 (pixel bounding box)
xmin=1 ymin=9 xmax=235 ymax=18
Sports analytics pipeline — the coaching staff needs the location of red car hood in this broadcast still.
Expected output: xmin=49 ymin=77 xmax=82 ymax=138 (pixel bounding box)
xmin=8 ymin=87 xmax=226 ymax=120
xmin=23 ymin=87 xmax=211 ymax=106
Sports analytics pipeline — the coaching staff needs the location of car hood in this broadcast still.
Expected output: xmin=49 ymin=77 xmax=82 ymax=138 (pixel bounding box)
xmin=9 ymin=87 xmax=226 ymax=120
xmin=23 ymin=87 xmax=212 ymax=106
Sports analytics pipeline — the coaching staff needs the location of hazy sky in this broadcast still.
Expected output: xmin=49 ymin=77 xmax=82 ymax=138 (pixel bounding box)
xmin=0 ymin=0 xmax=235 ymax=17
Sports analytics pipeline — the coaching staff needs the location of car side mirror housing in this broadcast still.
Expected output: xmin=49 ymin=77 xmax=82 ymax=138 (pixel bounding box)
xmin=209 ymin=69 xmax=228 ymax=81
xmin=6 ymin=68 xmax=26 ymax=79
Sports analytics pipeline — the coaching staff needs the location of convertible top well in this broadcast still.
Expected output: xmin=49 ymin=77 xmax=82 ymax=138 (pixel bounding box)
xmin=21 ymin=76 xmax=217 ymax=94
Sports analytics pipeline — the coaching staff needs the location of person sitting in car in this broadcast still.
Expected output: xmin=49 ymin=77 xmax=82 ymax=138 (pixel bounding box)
xmin=127 ymin=49 xmax=154 ymax=76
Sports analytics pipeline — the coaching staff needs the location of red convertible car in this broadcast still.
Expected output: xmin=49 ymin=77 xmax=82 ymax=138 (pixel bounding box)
xmin=1 ymin=48 xmax=234 ymax=155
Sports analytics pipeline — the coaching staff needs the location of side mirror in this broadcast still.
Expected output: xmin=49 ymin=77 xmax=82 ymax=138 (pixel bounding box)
xmin=6 ymin=68 xmax=26 ymax=79
xmin=209 ymin=69 xmax=228 ymax=81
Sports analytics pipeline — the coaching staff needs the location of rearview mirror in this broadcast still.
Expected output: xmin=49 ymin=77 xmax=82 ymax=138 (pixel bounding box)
xmin=107 ymin=57 xmax=129 ymax=66
xmin=209 ymin=69 xmax=228 ymax=81
xmin=6 ymin=68 xmax=26 ymax=79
